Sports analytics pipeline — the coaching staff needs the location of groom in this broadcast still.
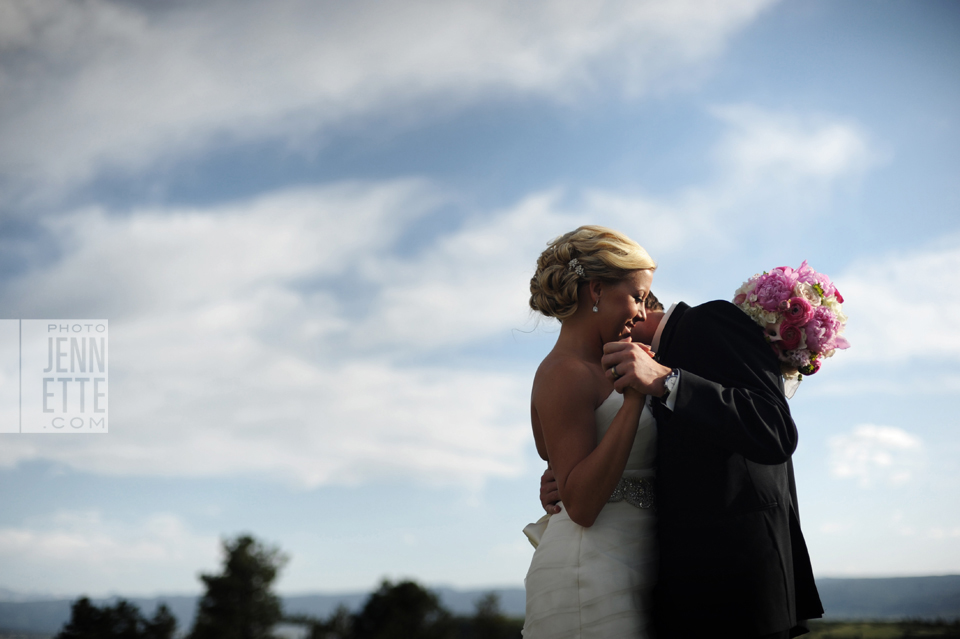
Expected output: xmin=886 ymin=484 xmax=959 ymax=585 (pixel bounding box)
xmin=542 ymin=295 xmax=823 ymax=638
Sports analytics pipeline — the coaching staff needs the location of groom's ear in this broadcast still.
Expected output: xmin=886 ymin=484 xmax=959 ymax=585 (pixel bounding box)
xmin=644 ymin=291 xmax=664 ymax=312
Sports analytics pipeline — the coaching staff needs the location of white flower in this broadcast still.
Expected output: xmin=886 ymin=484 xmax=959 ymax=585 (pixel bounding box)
xmin=795 ymin=282 xmax=822 ymax=307
xmin=736 ymin=278 xmax=758 ymax=297
xmin=766 ymin=321 xmax=783 ymax=341
xmin=823 ymin=297 xmax=847 ymax=324
xmin=743 ymin=305 xmax=771 ymax=325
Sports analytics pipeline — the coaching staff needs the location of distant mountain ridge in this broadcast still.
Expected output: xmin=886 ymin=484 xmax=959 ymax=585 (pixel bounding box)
xmin=816 ymin=576 xmax=960 ymax=621
xmin=1 ymin=576 xmax=958 ymax=636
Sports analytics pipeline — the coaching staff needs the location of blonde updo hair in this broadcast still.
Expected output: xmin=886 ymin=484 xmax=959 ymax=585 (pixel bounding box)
xmin=529 ymin=225 xmax=656 ymax=320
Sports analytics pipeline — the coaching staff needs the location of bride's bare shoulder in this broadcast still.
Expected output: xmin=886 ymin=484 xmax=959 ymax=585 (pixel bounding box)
xmin=532 ymin=352 xmax=596 ymax=403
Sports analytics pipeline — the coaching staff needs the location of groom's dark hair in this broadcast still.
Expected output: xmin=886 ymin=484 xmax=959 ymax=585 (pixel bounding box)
xmin=645 ymin=292 xmax=664 ymax=312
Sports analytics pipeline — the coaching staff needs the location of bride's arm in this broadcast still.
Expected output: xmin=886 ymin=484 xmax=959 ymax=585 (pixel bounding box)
xmin=533 ymin=359 xmax=645 ymax=528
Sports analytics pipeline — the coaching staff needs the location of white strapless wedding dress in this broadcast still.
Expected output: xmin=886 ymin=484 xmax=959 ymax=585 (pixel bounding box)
xmin=522 ymin=392 xmax=658 ymax=639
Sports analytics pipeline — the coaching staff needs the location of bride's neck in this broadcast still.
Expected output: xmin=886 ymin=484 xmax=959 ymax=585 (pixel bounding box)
xmin=555 ymin=318 xmax=605 ymax=362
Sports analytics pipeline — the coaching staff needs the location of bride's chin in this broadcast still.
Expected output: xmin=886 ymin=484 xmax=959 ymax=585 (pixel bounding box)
xmin=603 ymin=324 xmax=631 ymax=342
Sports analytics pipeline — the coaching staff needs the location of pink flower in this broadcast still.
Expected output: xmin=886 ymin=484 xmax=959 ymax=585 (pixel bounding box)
xmin=796 ymin=259 xmax=836 ymax=298
xmin=799 ymin=356 xmax=821 ymax=375
xmin=804 ymin=305 xmax=841 ymax=353
xmin=734 ymin=260 xmax=849 ymax=381
xmin=754 ymin=268 xmax=799 ymax=312
xmin=779 ymin=324 xmax=804 ymax=351
xmin=784 ymin=348 xmax=811 ymax=369
xmin=782 ymin=297 xmax=814 ymax=326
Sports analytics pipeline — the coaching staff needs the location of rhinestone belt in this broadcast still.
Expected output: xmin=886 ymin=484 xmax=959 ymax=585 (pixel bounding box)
xmin=607 ymin=476 xmax=655 ymax=510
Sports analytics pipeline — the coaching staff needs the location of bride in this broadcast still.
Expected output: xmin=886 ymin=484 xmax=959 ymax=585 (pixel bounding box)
xmin=523 ymin=225 xmax=659 ymax=639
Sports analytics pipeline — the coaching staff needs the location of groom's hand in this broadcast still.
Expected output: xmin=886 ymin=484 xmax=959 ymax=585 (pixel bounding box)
xmin=602 ymin=341 xmax=673 ymax=396
xmin=540 ymin=467 xmax=561 ymax=515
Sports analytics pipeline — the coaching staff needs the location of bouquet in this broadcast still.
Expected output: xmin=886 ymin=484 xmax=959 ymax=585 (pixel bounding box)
xmin=733 ymin=261 xmax=849 ymax=391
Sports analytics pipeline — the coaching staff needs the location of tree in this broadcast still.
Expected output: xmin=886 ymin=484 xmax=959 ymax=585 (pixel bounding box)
xmin=287 ymin=581 xmax=522 ymax=639
xmin=467 ymin=593 xmax=522 ymax=639
xmin=56 ymin=597 xmax=177 ymax=639
xmin=287 ymin=605 xmax=353 ymax=639
xmin=189 ymin=534 xmax=288 ymax=639
xmin=349 ymin=580 xmax=456 ymax=639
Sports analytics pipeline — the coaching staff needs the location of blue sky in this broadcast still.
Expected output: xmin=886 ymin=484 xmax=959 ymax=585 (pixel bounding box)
xmin=0 ymin=0 xmax=958 ymax=596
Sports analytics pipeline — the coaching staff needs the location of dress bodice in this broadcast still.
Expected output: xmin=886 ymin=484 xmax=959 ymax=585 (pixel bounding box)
xmin=523 ymin=390 xmax=659 ymax=638
xmin=594 ymin=391 xmax=657 ymax=474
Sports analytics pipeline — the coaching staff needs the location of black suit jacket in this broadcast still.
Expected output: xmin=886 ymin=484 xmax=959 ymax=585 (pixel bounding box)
xmin=652 ymin=301 xmax=823 ymax=638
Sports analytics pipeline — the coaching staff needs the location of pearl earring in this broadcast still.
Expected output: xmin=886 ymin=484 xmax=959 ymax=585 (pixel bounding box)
xmin=592 ymin=300 xmax=599 ymax=313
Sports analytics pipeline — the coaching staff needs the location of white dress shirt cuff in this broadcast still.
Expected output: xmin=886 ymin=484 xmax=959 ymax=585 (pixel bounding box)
xmin=663 ymin=370 xmax=680 ymax=412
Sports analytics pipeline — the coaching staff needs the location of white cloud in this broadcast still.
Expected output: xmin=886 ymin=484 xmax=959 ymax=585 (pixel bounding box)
xmin=927 ymin=527 xmax=960 ymax=539
xmin=809 ymin=508 xmax=960 ymax=577
xmin=828 ymin=424 xmax=923 ymax=487
xmin=833 ymin=238 xmax=960 ymax=363
xmin=5 ymin=179 xmax=440 ymax=319
xmin=0 ymin=0 xmax=775 ymax=194
xmin=0 ymin=511 xmax=218 ymax=595
xmin=712 ymin=105 xmax=876 ymax=184
xmin=0 ymin=181 xmax=654 ymax=485
xmin=703 ymin=105 xmax=879 ymax=220
xmin=0 ymin=181 xmax=534 ymax=486
xmin=353 ymin=191 xmax=569 ymax=349
xmin=806 ymin=374 xmax=960 ymax=398
xmin=342 ymin=104 xmax=877 ymax=351
xmin=0 ymin=101 xmax=881 ymax=485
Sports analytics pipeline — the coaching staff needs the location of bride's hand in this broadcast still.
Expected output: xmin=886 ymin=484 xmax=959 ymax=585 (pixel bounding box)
xmin=602 ymin=341 xmax=671 ymax=396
